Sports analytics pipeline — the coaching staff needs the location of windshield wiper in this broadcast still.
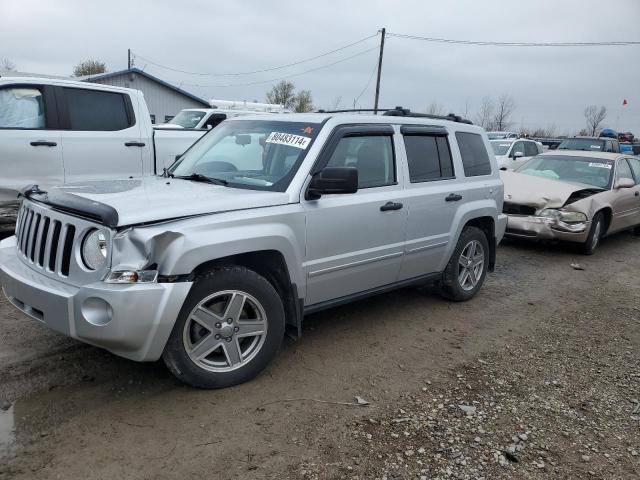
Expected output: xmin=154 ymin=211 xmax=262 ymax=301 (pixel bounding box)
xmin=174 ymin=173 xmax=228 ymax=186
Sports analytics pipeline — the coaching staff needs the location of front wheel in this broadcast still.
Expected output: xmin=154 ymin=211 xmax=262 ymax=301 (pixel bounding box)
xmin=162 ymin=266 xmax=285 ymax=388
xmin=581 ymin=212 xmax=604 ymax=255
xmin=440 ymin=226 xmax=489 ymax=302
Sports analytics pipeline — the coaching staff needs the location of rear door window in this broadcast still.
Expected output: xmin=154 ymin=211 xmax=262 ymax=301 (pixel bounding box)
xmin=455 ymin=132 xmax=492 ymax=177
xmin=63 ymin=88 xmax=133 ymax=131
xmin=403 ymin=134 xmax=454 ymax=182
xmin=0 ymin=87 xmax=46 ymax=129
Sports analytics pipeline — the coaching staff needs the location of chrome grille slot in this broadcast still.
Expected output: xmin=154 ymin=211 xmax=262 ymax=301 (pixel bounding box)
xmin=48 ymin=221 xmax=62 ymax=272
xmin=14 ymin=200 xmax=112 ymax=285
xmin=38 ymin=217 xmax=50 ymax=267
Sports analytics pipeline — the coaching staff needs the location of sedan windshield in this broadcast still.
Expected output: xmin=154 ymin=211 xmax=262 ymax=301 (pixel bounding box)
xmin=557 ymin=138 xmax=605 ymax=151
xmin=170 ymin=120 xmax=321 ymax=191
xmin=491 ymin=141 xmax=512 ymax=155
xmin=168 ymin=110 xmax=207 ymax=128
xmin=516 ymin=155 xmax=613 ymax=189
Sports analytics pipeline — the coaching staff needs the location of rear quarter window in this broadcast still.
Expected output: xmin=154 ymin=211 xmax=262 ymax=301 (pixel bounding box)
xmin=455 ymin=132 xmax=492 ymax=177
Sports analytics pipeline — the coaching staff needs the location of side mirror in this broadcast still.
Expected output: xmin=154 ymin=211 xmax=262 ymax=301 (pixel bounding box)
xmin=307 ymin=167 xmax=358 ymax=199
xmin=615 ymin=178 xmax=635 ymax=189
xmin=512 ymin=151 xmax=524 ymax=159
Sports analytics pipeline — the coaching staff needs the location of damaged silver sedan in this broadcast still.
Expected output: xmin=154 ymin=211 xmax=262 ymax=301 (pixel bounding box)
xmin=501 ymin=151 xmax=640 ymax=254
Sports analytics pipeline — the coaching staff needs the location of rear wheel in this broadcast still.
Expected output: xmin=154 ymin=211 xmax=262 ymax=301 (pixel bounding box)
xmin=581 ymin=212 xmax=604 ymax=255
xmin=440 ymin=226 xmax=489 ymax=302
xmin=163 ymin=266 xmax=285 ymax=388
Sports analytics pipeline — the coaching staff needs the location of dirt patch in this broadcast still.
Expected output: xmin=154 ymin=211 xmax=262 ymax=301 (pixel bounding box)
xmin=0 ymin=233 xmax=639 ymax=479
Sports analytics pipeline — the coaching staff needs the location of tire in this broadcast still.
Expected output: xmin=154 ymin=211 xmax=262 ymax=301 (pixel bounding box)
xmin=440 ymin=226 xmax=490 ymax=302
xmin=162 ymin=266 xmax=285 ymax=388
xmin=581 ymin=212 xmax=604 ymax=255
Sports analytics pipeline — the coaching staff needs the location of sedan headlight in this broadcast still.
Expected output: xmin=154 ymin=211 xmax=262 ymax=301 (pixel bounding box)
xmin=538 ymin=209 xmax=587 ymax=223
xmin=81 ymin=229 xmax=108 ymax=270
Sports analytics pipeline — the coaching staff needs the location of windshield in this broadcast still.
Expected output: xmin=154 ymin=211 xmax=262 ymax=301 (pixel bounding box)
xmin=491 ymin=141 xmax=512 ymax=155
xmin=169 ymin=110 xmax=207 ymax=128
xmin=557 ymin=138 xmax=605 ymax=151
xmin=170 ymin=120 xmax=321 ymax=191
xmin=516 ymin=155 xmax=613 ymax=189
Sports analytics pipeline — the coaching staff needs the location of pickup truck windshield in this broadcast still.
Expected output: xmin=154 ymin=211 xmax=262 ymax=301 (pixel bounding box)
xmin=516 ymin=155 xmax=613 ymax=189
xmin=170 ymin=120 xmax=321 ymax=191
xmin=169 ymin=110 xmax=207 ymax=128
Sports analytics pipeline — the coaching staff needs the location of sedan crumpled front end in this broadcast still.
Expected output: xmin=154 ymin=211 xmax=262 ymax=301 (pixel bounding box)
xmin=500 ymin=170 xmax=604 ymax=243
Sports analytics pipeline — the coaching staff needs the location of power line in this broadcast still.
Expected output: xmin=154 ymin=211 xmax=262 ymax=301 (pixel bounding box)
xmin=354 ymin=57 xmax=379 ymax=106
xmin=387 ymin=32 xmax=640 ymax=47
xmin=180 ymin=46 xmax=379 ymax=89
xmin=132 ymin=32 xmax=378 ymax=77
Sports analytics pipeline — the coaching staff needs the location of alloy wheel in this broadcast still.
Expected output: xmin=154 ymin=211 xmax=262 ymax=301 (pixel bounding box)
xmin=182 ymin=290 xmax=268 ymax=372
xmin=457 ymin=240 xmax=485 ymax=291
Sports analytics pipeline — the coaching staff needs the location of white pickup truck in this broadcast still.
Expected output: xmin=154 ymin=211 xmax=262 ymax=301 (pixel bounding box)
xmin=0 ymin=76 xmax=207 ymax=232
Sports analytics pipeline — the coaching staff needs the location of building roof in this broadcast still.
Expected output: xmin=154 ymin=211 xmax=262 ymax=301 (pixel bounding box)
xmin=83 ymin=68 xmax=209 ymax=106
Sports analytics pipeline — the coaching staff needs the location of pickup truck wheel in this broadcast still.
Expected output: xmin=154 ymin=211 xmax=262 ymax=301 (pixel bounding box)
xmin=440 ymin=226 xmax=489 ymax=302
xmin=162 ymin=266 xmax=285 ymax=388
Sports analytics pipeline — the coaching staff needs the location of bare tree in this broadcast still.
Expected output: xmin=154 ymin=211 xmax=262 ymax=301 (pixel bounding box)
xmin=266 ymin=80 xmax=296 ymax=108
xmin=584 ymin=105 xmax=607 ymax=136
xmin=461 ymin=99 xmax=471 ymax=119
xmin=0 ymin=58 xmax=16 ymax=71
xmin=329 ymin=95 xmax=343 ymax=111
xmin=493 ymin=94 xmax=515 ymax=131
xmin=292 ymin=90 xmax=313 ymax=113
xmin=474 ymin=96 xmax=495 ymax=130
xmin=425 ymin=101 xmax=445 ymax=116
xmin=73 ymin=59 xmax=106 ymax=77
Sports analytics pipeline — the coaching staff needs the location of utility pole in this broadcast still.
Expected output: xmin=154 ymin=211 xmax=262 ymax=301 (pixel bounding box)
xmin=127 ymin=49 xmax=131 ymax=69
xmin=373 ymin=28 xmax=386 ymax=114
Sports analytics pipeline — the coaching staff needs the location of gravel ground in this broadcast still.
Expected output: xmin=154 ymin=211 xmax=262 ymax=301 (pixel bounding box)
xmin=0 ymin=233 xmax=639 ymax=479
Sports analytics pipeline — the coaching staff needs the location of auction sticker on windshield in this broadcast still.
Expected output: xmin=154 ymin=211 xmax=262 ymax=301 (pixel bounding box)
xmin=266 ymin=132 xmax=311 ymax=150
xmin=588 ymin=162 xmax=612 ymax=169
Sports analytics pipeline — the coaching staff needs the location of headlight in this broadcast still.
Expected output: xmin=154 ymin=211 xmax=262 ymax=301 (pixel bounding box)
xmin=81 ymin=229 xmax=108 ymax=270
xmin=538 ymin=209 xmax=587 ymax=223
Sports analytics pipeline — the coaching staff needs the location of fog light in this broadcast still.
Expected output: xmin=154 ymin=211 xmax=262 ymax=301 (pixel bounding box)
xmin=105 ymin=270 xmax=158 ymax=284
xmin=81 ymin=297 xmax=113 ymax=326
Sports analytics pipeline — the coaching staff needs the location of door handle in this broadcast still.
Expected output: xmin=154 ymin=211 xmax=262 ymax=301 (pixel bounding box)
xmin=380 ymin=201 xmax=403 ymax=212
xmin=635 ymin=191 xmax=639 ymax=197
xmin=125 ymin=141 xmax=146 ymax=147
xmin=30 ymin=140 xmax=57 ymax=147
xmin=445 ymin=193 xmax=463 ymax=202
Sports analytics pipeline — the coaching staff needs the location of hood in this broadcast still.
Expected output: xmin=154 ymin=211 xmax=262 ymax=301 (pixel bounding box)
xmin=500 ymin=171 xmax=604 ymax=210
xmin=31 ymin=177 xmax=291 ymax=227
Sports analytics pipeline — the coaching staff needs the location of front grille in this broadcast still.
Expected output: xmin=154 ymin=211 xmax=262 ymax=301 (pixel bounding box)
xmin=16 ymin=204 xmax=76 ymax=277
xmin=503 ymin=202 xmax=536 ymax=216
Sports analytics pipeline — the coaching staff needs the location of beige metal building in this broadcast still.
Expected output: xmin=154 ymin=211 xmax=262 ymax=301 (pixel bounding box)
xmin=83 ymin=68 xmax=209 ymax=124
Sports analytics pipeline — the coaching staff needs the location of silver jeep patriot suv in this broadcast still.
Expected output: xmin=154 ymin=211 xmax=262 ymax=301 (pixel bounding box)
xmin=0 ymin=108 xmax=507 ymax=388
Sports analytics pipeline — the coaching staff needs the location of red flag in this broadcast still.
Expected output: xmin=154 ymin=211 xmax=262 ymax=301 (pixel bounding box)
xmin=623 ymin=99 xmax=628 ymax=106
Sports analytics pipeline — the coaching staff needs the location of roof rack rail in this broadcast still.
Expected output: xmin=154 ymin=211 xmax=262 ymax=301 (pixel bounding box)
xmin=316 ymin=106 xmax=473 ymax=125
xmin=383 ymin=106 xmax=473 ymax=125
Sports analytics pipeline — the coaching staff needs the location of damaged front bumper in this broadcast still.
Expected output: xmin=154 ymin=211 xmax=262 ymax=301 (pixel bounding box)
xmin=505 ymin=215 xmax=590 ymax=243
xmin=0 ymin=236 xmax=193 ymax=361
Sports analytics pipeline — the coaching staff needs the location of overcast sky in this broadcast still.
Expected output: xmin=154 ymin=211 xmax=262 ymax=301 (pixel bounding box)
xmin=2 ymin=0 xmax=639 ymax=134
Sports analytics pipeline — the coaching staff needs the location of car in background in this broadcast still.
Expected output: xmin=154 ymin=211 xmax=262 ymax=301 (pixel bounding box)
xmin=156 ymin=108 xmax=266 ymax=130
xmin=491 ymin=138 xmax=543 ymax=170
xmin=557 ymin=136 xmax=620 ymax=153
xmin=501 ymin=151 xmax=640 ymax=254
xmin=0 ymin=76 xmax=206 ymax=233
xmin=487 ymin=131 xmax=518 ymax=140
